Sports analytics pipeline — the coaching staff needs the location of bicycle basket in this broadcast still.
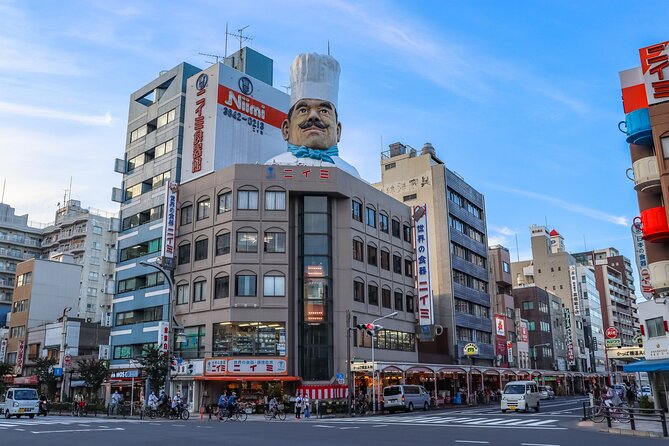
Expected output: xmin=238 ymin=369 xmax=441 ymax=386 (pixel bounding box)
xmin=277 ymin=404 xmax=285 ymax=410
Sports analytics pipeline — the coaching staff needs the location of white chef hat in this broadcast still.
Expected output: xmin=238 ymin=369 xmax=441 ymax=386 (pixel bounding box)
xmin=290 ymin=53 xmax=340 ymax=109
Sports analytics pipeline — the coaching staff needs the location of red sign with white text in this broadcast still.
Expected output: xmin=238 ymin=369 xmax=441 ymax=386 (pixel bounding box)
xmin=639 ymin=41 xmax=669 ymax=105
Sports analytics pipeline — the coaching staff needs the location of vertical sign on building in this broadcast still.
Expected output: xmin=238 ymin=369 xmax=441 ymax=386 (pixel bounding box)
xmin=495 ymin=314 xmax=508 ymax=367
xmin=632 ymin=224 xmax=654 ymax=300
xmin=639 ymin=41 xmax=669 ymax=105
xmin=0 ymin=338 xmax=6 ymax=363
xmin=564 ymin=308 xmax=575 ymax=366
xmin=15 ymin=340 xmax=25 ymax=374
xmin=569 ymin=265 xmax=581 ymax=316
xmin=162 ymin=181 xmax=179 ymax=264
xmin=158 ymin=321 xmax=169 ymax=354
xmin=413 ymin=205 xmax=434 ymax=340
xmin=506 ymin=341 xmax=514 ymax=365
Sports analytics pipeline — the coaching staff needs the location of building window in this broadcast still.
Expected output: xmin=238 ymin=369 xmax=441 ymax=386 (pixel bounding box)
xmin=213 ymin=323 xmax=285 ymax=357
xmin=214 ymin=275 xmax=230 ymax=299
xmin=404 ymin=259 xmax=413 ymax=277
xmin=215 ymin=232 xmax=231 ymax=256
xmin=354 ymin=280 xmax=365 ymax=302
xmin=448 ymin=189 xmax=463 ymax=207
xmin=238 ymin=190 xmax=259 ymax=210
xmin=391 ymin=219 xmax=400 ymax=238
xmin=218 ymin=191 xmax=232 ymax=214
xmin=647 ymin=317 xmax=665 ymax=338
xmin=263 ymin=275 xmax=285 ymax=297
xmin=178 ymin=243 xmax=191 ymax=265
xmin=264 ymin=231 xmax=286 ymax=253
xmin=176 ymin=283 xmax=189 ymax=304
xmin=119 ymin=238 xmax=161 ymax=262
xmin=115 ymin=306 xmax=163 ymax=326
xmin=352 ymin=200 xmax=362 ymax=222
xmin=265 ymin=191 xmax=286 ymax=210
xmin=368 ymin=284 xmax=378 ymax=306
xmin=10 ymin=325 xmax=25 ymax=338
xmin=156 ymin=108 xmax=176 ymax=128
xmin=502 ymin=261 xmax=510 ymax=273
xmin=180 ymin=205 xmax=193 ymax=225
xmin=540 ymin=321 xmax=551 ymax=332
xmin=402 ymin=194 xmax=417 ymax=202
xmin=394 ymin=291 xmax=403 ymax=311
xmin=130 ymin=124 xmax=148 ymax=142
xmin=193 ymin=279 xmax=207 ymax=302
xmin=403 ymin=225 xmax=411 ymax=242
xmin=379 ymin=214 xmax=389 ymax=233
xmin=194 ymin=238 xmax=208 ymax=261
xmin=456 ymin=327 xmax=472 ymax=342
xmin=382 ymin=288 xmax=391 ymax=308
xmin=117 ymin=272 xmax=165 ymax=294
xmin=527 ymin=321 xmax=536 ymax=331
xmin=122 ymin=205 xmax=164 ymax=231
xmin=236 ymin=274 xmax=257 ymax=296
xmin=367 ymin=245 xmax=378 ymax=266
xmin=237 ymin=231 xmax=258 ymax=253
xmin=197 ymin=198 xmax=210 ymax=220
xmin=538 ymin=302 xmax=549 ymax=313
xmin=16 ymin=272 xmax=32 ymax=287
xmin=353 ymin=239 xmax=364 ymax=262
xmin=366 ymin=207 xmax=376 ymax=228
xmin=522 ymin=301 xmax=534 ymax=310
xmin=174 ymin=325 xmax=205 ymax=360
xmin=380 ymin=249 xmax=390 ymax=270
xmin=393 ymin=254 xmax=402 ymax=274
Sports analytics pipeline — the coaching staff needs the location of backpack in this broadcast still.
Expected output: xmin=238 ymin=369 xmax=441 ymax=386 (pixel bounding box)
xmin=626 ymin=388 xmax=635 ymax=399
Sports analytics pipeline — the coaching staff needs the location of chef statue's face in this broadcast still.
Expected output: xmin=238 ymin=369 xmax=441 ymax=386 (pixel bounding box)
xmin=282 ymin=98 xmax=342 ymax=150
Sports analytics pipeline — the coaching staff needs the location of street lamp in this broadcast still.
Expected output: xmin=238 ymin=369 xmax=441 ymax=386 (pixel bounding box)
xmin=531 ymin=342 xmax=551 ymax=385
xmin=139 ymin=259 xmax=181 ymax=394
xmin=370 ymin=311 xmax=398 ymax=413
xmin=59 ymin=306 xmax=72 ymax=402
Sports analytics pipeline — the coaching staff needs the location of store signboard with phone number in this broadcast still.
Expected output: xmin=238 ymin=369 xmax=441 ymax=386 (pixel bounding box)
xmin=204 ymin=357 xmax=287 ymax=376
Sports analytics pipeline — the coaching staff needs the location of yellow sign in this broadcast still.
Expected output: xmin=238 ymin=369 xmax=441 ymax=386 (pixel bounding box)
xmin=463 ymin=343 xmax=479 ymax=356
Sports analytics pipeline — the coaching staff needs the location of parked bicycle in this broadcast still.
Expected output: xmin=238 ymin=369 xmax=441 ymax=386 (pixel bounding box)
xmin=590 ymin=401 xmax=630 ymax=423
xmin=354 ymin=400 xmax=369 ymax=416
xmin=264 ymin=403 xmax=287 ymax=421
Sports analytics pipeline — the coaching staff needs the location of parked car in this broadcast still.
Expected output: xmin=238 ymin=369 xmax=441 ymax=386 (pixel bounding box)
xmin=538 ymin=385 xmax=555 ymax=400
xmin=0 ymin=388 xmax=40 ymax=419
xmin=613 ymin=383 xmax=627 ymax=399
xmin=501 ymin=381 xmax=541 ymax=413
xmin=382 ymin=385 xmax=430 ymax=412
xmin=637 ymin=386 xmax=652 ymax=398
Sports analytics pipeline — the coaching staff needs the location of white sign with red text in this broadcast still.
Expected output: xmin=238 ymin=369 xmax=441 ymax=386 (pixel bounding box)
xmin=15 ymin=340 xmax=25 ymax=375
xmin=158 ymin=322 xmax=169 ymax=354
xmin=162 ymin=182 xmax=178 ymax=260
xmin=632 ymin=224 xmax=654 ymax=299
xmin=495 ymin=316 xmax=505 ymax=337
xmin=227 ymin=358 xmax=287 ymax=375
xmin=413 ymin=205 xmax=434 ymax=327
xmin=181 ymin=63 xmax=289 ymax=184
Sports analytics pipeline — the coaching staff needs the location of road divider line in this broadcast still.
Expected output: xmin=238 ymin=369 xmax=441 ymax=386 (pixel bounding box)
xmin=521 ymin=443 xmax=560 ymax=446
xmin=32 ymin=427 xmax=125 ymax=434
xmin=455 ymin=441 xmax=490 ymax=444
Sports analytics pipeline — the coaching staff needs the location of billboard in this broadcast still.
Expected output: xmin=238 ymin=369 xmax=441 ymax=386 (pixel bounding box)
xmin=181 ymin=63 xmax=289 ymax=184
xmin=639 ymin=41 xmax=669 ymax=106
xmin=632 ymin=224 xmax=654 ymax=299
xmin=158 ymin=321 xmax=169 ymax=354
xmin=569 ymin=265 xmax=581 ymax=316
xmin=413 ymin=205 xmax=435 ymax=329
xmin=15 ymin=340 xmax=25 ymax=375
xmin=495 ymin=314 xmax=507 ymax=367
xmin=162 ymin=181 xmax=178 ymax=261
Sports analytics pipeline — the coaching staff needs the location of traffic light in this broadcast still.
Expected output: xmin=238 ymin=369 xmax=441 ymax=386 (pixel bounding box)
xmin=170 ymin=358 xmax=177 ymax=372
xmin=187 ymin=363 xmax=194 ymax=375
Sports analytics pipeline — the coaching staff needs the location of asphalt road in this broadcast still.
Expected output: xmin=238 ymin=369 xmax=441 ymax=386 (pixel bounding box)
xmin=0 ymin=397 xmax=664 ymax=446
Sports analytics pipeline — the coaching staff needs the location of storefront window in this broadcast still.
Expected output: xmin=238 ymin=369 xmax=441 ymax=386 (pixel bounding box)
xmin=213 ymin=322 xmax=286 ymax=357
xmin=174 ymin=325 xmax=205 ymax=359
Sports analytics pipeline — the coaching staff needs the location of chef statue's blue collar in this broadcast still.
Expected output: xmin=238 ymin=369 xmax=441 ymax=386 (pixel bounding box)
xmin=287 ymin=143 xmax=339 ymax=164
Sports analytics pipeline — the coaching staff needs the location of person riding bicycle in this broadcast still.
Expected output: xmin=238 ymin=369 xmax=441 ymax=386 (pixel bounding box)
xmin=171 ymin=392 xmax=182 ymax=417
xmin=110 ymin=390 xmax=122 ymax=414
xmin=603 ymin=385 xmax=622 ymax=408
xmin=355 ymin=390 xmax=367 ymax=413
xmin=148 ymin=391 xmax=158 ymax=409
xmin=227 ymin=392 xmax=238 ymax=418
xmin=217 ymin=393 xmax=228 ymax=418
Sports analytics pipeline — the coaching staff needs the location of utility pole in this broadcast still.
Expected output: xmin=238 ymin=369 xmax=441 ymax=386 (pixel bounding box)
xmin=59 ymin=307 xmax=72 ymax=402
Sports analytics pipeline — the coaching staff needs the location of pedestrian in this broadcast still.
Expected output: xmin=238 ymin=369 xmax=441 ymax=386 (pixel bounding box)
xmin=626 ymin=384 xmax=636 ymax=407
xmin=295 ymin=392 xmax=303 ymax=419
xmin=303 ymin=394 xmax=310 ymax=419
xmin=593 ymin=383 xmax=601 ymax=404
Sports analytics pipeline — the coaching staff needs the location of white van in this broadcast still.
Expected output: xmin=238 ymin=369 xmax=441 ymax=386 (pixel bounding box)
xmin=0 ymin=388 xmax=40 ymax=419
xmin=382 ymin=385 xmax=430 ymax=412
xmin=501 ymin=381 xmax=540 ymax=413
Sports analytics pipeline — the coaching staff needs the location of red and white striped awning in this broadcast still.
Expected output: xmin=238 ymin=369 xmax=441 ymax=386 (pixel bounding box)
xmin=297 ymin=385 xmax=349 ymax=400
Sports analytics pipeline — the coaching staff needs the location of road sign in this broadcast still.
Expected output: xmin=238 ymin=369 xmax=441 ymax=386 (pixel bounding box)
xmin=64 ymin=354 xmax=72 ymax=368
xmin=605 ymin=327 xmax=619 ymax=339
xmin=53 ymin=367 xmax=63 ymax=377
xmin=632 ymin=333 xmax=644 ymax=345
xmin=605 ymin=338 xmax=622 ymax=348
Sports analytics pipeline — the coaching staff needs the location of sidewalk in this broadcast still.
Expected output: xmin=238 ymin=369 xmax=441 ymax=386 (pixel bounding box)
xmin=578 ymin=416 xmax=669 ymax=439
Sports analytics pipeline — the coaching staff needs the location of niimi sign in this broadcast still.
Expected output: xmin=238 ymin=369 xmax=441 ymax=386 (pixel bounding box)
xmin=412 ymin=204 xmax=434 ymax=330
xmin=569 ymin=265 xmax=581 ymax=317
xmin=632 ymin=224 xmax=654 ymax=300
xmin=640 ymin=41 xmax=669 ymax=106
xmin=162 ymin=181 xmax=178 ymax=260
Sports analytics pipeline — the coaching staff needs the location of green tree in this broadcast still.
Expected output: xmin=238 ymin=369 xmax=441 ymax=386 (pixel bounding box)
xmin=76 ymin=358 xmax=108 ymax=401
xmin=33 ymin=357 xmax=58 ymax=400
xmin=135 ymin=344 xmax=168 ymax=394
xmin=0 ymin=362 xmax=13 ymax=395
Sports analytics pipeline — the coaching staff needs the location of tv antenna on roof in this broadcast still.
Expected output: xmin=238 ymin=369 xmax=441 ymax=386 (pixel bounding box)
xmin=225 ymin=24 xmax=253 ymax=56
xmin=199 ymin=52 xmax=225 ymax=65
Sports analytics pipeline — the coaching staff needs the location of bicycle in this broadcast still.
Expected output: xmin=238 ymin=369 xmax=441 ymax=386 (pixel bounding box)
xmin=169 ymin=403 xmax=190 ymax=420
xmin=354 ymin=401 xmax=369 ymax=416
xmin=219 ymin=405 xmax=248 ymax=422
xmin=264 ymin=404 xmax=287 ymax=421
xmin=71 ymin=401 xmax=87 ymax=417
xmin=590 ymin=400 xmax=630 ymax=423
xmin=148 ymin=403 xmax=170 ymax=419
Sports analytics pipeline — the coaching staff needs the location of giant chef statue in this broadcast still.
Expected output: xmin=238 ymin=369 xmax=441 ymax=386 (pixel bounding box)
xmin=266 ymin=53 xmax=361 ymax=178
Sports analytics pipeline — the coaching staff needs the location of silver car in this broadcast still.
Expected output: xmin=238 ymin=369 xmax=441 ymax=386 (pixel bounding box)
xmin=382 ymin=385 xmax=430 ymax=412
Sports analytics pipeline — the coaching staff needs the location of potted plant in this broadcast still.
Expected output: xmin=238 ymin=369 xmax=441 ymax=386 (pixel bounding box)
xmin=639 ymin=395 xmax=654 ymax=414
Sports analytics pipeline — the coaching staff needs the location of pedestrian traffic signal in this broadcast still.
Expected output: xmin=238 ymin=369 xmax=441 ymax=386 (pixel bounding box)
xmin=187 ymin=363 xmax=194 ymax=375
xmin=170 ymin=358 xmax=177 ymax=372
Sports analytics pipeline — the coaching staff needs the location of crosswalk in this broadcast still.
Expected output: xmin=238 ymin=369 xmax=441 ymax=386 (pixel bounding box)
xmin=0 ymin=415 xmax=142 ymax=430
xmin=318 ymin=414 xmax=563 ymax=429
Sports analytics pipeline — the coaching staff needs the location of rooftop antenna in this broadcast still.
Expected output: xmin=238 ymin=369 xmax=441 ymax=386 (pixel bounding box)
xmin=327 ymin=41 xmax=331 ymax=56
xmin=199 ymin=52 xmax=225 ymax=64
xmin=515 ymin=233 xmax=520 ymax=262
xmin=583 ymin=234 xmax=587 ymax=251
xmin=225 ymin=25 xmax=252 ymax=53
xmin=69 ymin=176 xmax=72 ymax=202
xmin=224 ymin=22 xmax=228 ymax=57
xmin=1 ymin=178 xmax=5 ymax=203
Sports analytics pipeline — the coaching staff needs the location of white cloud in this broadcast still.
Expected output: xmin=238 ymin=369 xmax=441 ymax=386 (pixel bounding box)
xmin=490 ymin=225 xmax=516 ymax=237
xmin=0 ymin=101 xmax=112 ymax=125
xmin=494 ymin=185 xmax=629 ymax=226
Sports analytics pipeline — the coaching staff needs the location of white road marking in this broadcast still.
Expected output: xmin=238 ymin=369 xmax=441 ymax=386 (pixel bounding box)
xmin=32 ymin=427 xmax=125 ymax=434
xmin=455 ymin=441 xmax=490 ymax=444
xmin=372 ymin=424 xmax=388 ymax=427
xmin=313 ymin=425 xmax=335 ymax=428
xmin=521 ymin=443 xmax=561 ymax=446
xmin=338 ymin=426 xmax=359 ymax=430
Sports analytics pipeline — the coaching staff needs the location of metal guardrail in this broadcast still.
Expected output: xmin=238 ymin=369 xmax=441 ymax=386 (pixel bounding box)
xmin=582 ymin=402 xmax=668 ymax=437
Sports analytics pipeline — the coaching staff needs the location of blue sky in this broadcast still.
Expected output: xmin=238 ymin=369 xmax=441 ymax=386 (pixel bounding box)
xmin=0 ymin=0 xmax=666 ymax=277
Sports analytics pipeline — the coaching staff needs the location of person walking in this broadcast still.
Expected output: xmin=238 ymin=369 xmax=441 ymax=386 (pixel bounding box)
xmin=303 ymin=394 xmax=310 ymax=419
xmin=295 ymin=392 xmax=303 ymax=419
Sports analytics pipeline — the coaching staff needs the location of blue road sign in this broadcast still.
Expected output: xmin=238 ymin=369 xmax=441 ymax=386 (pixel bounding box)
xmin=53 ymin=367 xmax=63 ymax=377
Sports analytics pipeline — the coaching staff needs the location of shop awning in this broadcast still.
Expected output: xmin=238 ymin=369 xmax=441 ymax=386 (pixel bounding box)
xmin=194 ymin=375 xmax=301 ymax=382
xmin=623 ymin=359 xmax=669 ymax=373
xmin=298 ymin=385 xmax=348 ymax=400
xmin=69 ymin=380 xmax=87 ymax=387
